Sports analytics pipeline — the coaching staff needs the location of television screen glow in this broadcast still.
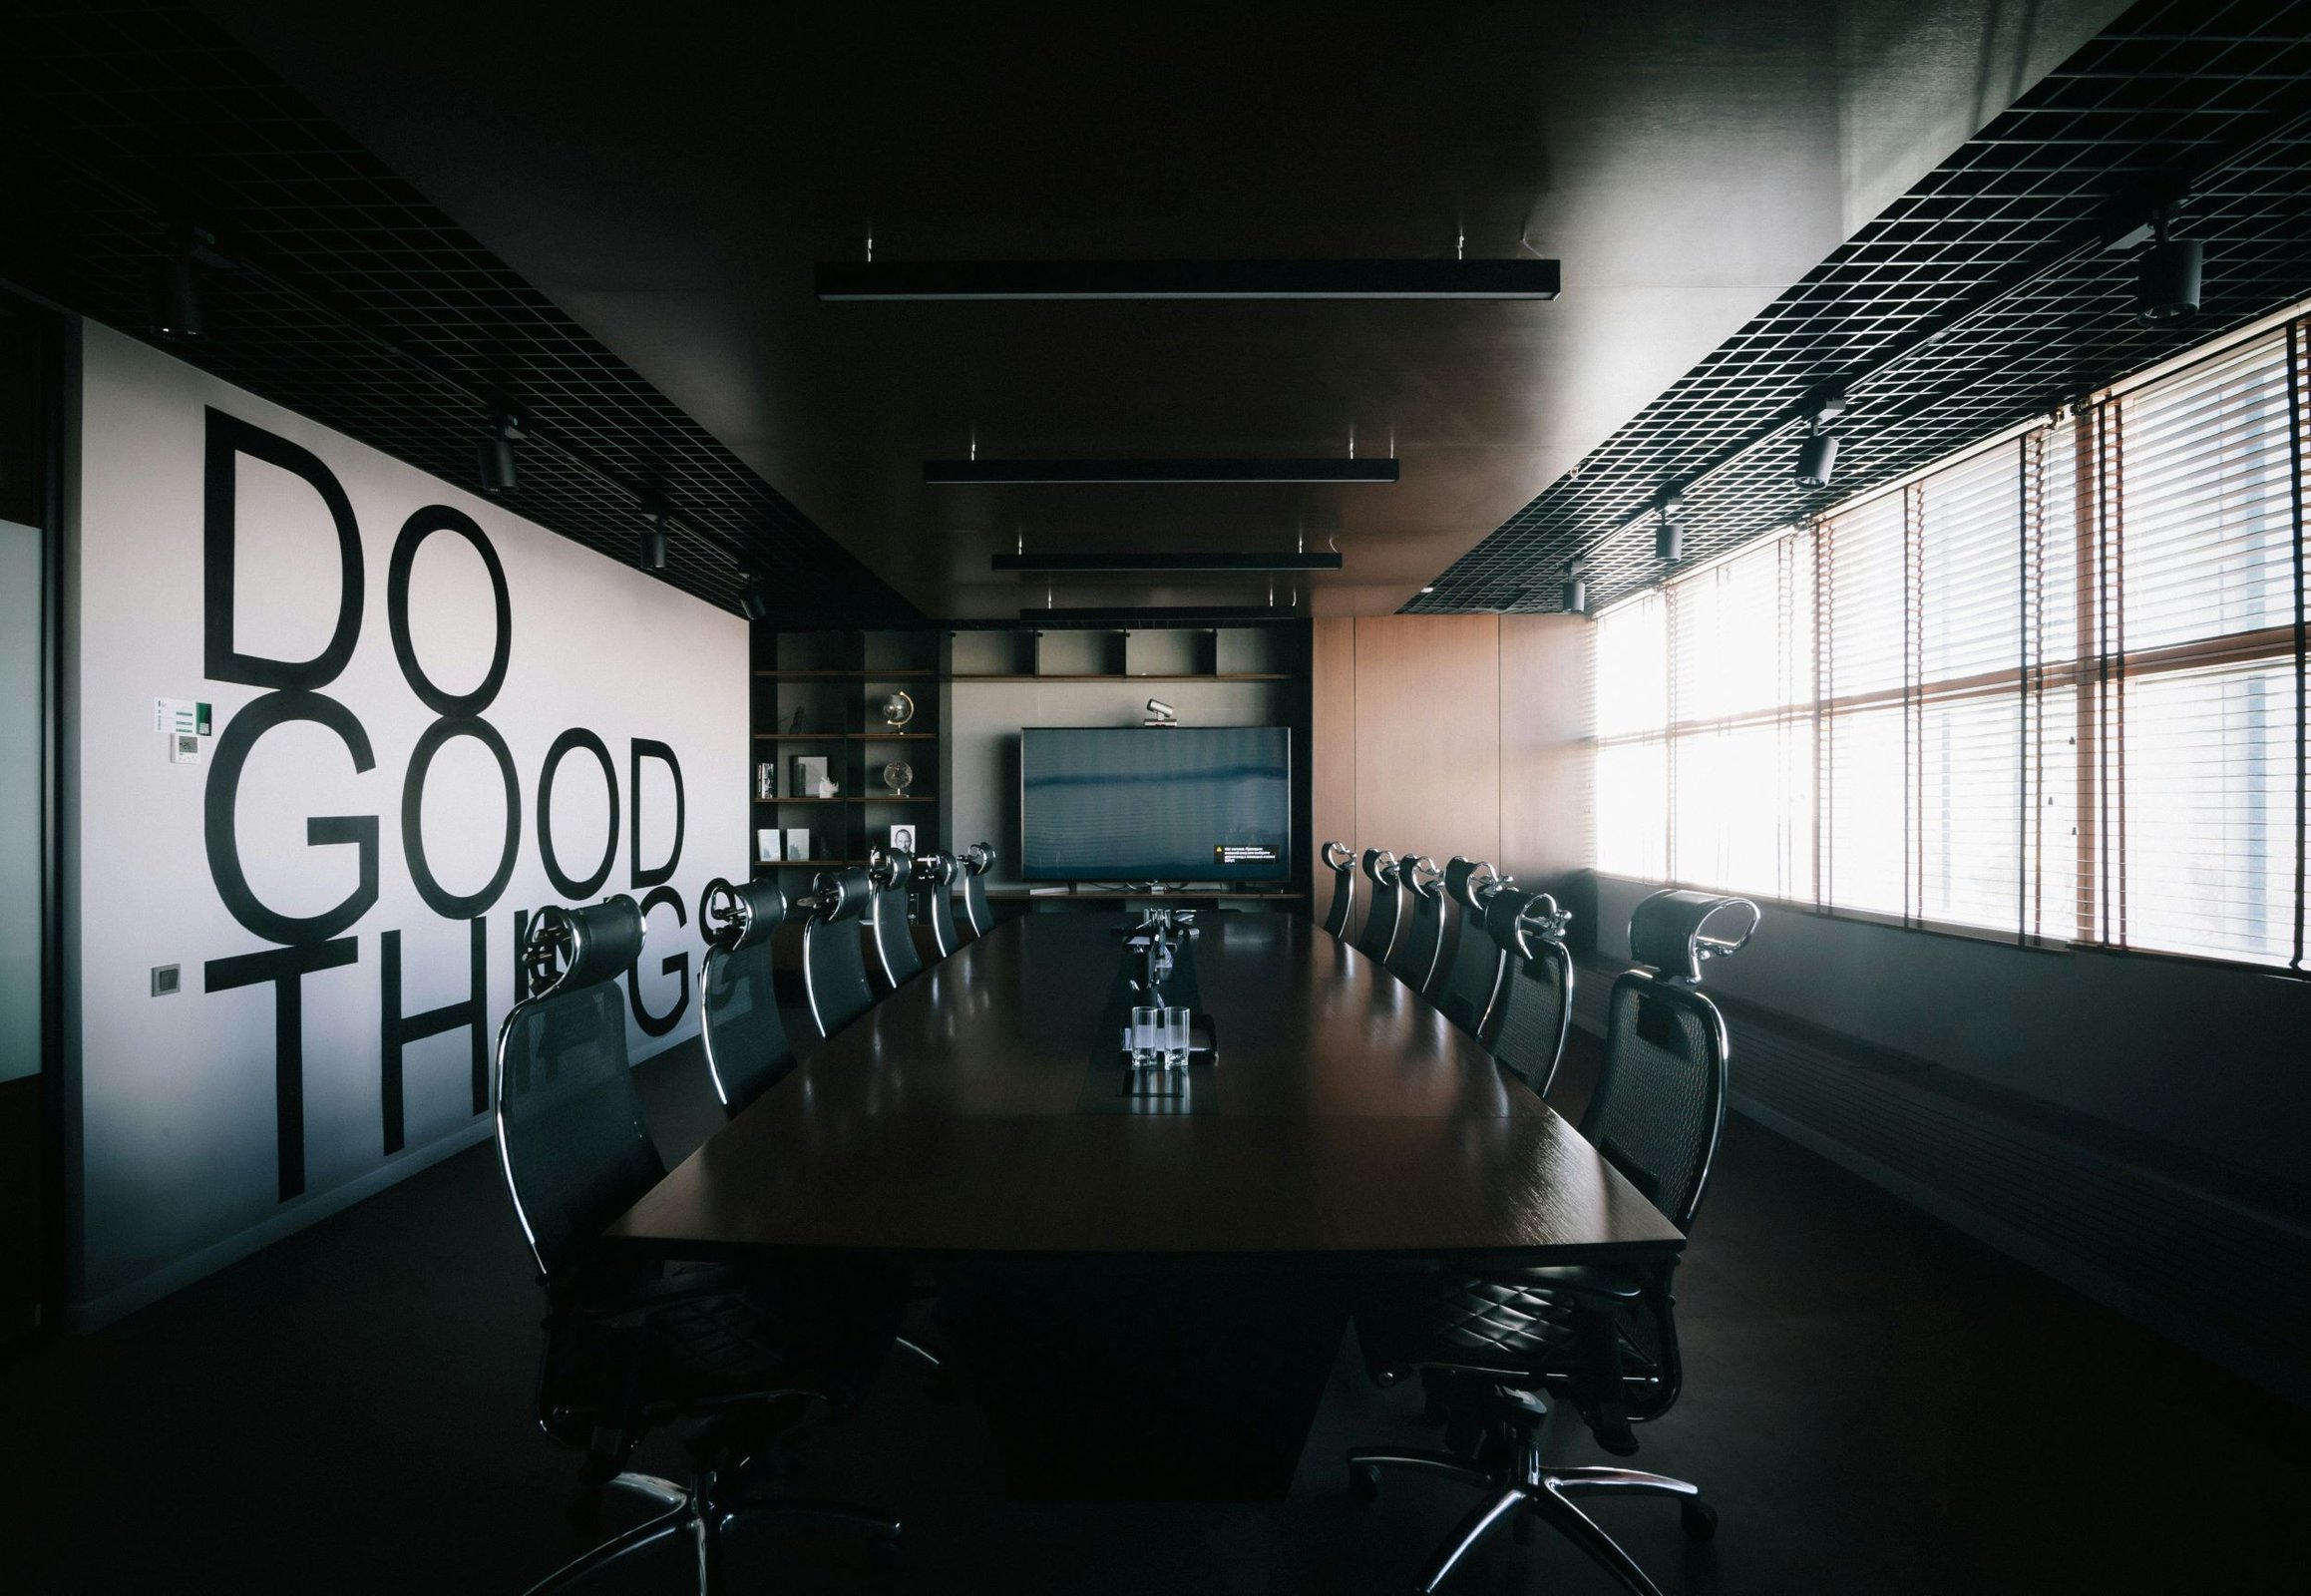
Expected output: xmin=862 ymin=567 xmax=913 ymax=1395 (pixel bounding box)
xmin=1021 ymin=726 xmax=1292 ymax=881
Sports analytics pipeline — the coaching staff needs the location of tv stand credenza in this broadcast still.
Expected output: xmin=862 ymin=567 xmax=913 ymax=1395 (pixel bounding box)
xmin=986 ymin=886 xmax=1305 ymax=906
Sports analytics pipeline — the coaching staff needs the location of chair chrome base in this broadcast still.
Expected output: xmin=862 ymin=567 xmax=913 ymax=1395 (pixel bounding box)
xmin=1347 ymin=1434 xmax=1715 ymax=1596
xmin=523 ymin=1469 xmax=901 ymax=1595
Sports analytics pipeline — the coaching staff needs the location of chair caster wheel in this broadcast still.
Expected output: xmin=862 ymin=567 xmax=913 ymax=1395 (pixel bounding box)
xmin=1348 ymin=1463 xmax=1379 ymax=1504
xmin=1681 ymin=1497 xmax=1719 ymax=1541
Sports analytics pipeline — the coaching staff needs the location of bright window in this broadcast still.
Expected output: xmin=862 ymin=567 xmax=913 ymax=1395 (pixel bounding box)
xmin=1592 ymin=310 xmax=2311 ymax=971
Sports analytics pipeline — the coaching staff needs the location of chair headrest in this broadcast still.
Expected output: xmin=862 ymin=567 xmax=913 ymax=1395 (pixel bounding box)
xmin=1483 ymin=887 xmax=1573 ymax=962
xmin=961 ymin=841 xmax=996 ymax=876
xmin=1629 ymin=889 xmax=1759 ymax=984
xmin=1402 ymin=854 xmax=1445 ymax=899
xmin=1322 ymin=839 xmax=1356 ymax=873
xmin=700 ymin=876 xmax=785 ymax=954
xmin=870 ymin=845 xmax=914 ymax=889
xmin=807 ymin=865 xmax=876 ymax=925
xmin=1360 ymin=848 xmax=1398 ymax=887
xmin=1443 ymin=857 xmax=1507 ymax=910
xmin=913 ymin=851 xmax=956 ymax=885
xmin=523 ymin=895 xmax=643 ymax=996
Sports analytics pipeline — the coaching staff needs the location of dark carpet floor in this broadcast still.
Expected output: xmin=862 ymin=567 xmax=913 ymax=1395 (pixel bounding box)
xmin=5 ymin=1029 xmax=2306 ymax=1594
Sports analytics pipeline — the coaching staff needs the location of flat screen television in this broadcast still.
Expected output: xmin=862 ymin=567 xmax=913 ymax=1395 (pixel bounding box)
xmin=1020 ymin=725 xmax=1292 ymax=882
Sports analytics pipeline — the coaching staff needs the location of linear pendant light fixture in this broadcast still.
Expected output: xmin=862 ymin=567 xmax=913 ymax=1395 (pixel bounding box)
xmin=992 ymin=550 xmax=1342 ymax=573
xmin=929 ymin=456 xmax=1396 ymax=485
xmin=819 ymin=258 xmax=1560 ymax=301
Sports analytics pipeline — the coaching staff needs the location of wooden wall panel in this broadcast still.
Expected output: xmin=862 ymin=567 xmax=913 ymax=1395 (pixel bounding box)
xmin=1309 ymin=617 xmax=1358 ymax=930
xmin=1350 ymin=615 xmax=1500 ymax=881
xmin=1499 ymin=613 xmax=1594 ymax=890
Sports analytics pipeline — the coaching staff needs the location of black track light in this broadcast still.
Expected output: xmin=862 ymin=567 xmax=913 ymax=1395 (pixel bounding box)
xmin=1653 ymin=485 xmax=1685 ymax=563
xmin=2136 ymin=210 xmax=2202 ymax=323
xmin=478 ymin=408 xmax=521 ymax=497
xmin=636 ymin=484 xmax=669 ymax=571
xmin=1794 ymin=384 xmax=1845 ymax=488
xmin=738 ymin=574 xmax=769 ymax=622
xmin=1655 ymin=516 xmax=1684 ymax=564
xmin=1795 ymin=430 xmax=1838 ymax=488
xmin=148 ymin=250 xmax=205 ymax=343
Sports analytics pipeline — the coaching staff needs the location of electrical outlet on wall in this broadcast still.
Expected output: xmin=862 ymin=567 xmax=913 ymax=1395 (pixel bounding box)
xmin=151 ymin=965 xmax=181 ymax=997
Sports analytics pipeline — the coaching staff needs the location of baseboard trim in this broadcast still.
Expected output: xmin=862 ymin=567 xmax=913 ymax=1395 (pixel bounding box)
xmin=67 ymin=1116 xmax=495 ymax=1332
xmin=1730 ymin=1090 xmax=2311 ymax=1409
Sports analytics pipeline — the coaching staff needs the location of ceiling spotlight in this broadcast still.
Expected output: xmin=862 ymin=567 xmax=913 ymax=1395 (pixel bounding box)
xmin=2136 ymin=208 xmax=2202 ymax=323
xmin=1419 ymin=585 xmax=1435 ymax=594
xmin=1655 ymin=516 xmax=1684 ymax=564
xmin=148 ymin=246 xmax=205 ymax=344
xmin=1562 ymin=562 xmax=1589 ymax=614
xmin=1651 ymin=484 xmax=1686 ymax=562
xmin=1795 ymin=430 xmax=1839 ymax=488
xmin=477 ymin=408 xmax=521 ymax=497
xmin=738 ymin=574 xmax=769 ymax=622
xmin=636 ymin=484 xmax=669 ymax=571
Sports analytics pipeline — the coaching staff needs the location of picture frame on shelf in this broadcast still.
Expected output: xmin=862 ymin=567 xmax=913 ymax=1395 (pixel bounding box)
xmin=755 ymin=827 xmax=780 ymax=865
xmin=784 ymin=829 xmax=812 ymax=862
xmin=888 ymin=823 xmax=917 ymax=854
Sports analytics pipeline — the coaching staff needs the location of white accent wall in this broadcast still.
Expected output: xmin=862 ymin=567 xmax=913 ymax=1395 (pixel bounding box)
xmin=66 ymin=324 xmax=746 ymax=1323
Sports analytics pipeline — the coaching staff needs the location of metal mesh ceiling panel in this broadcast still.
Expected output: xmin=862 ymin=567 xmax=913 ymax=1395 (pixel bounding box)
xmin=1410 ymin=0 xmax=2311 ymax=617
xmin=0 ymin=1 xmax=921 ymax=625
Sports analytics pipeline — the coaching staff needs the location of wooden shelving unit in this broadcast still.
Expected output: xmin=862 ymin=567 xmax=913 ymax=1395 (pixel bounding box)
xmin=750 ymin=628 xmax=943 ymax=887
xmin=750 ymin=620 xmax=1316 ymax=924
xmin=944 ymin=672 xmax=1293 ymax=683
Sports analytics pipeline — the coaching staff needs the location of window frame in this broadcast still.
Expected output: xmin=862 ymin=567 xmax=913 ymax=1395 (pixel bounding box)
xmin=1590 ymin=303 xmax=2311 ymax=978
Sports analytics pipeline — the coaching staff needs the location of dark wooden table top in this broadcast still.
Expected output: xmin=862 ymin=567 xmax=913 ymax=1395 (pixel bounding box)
xmin=604 ymin=913 xmax=1685 ymax=1265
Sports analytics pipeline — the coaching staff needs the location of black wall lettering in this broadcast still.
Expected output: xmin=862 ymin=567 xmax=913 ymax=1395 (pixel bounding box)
xmin=204 ymin=691 xmax=379 ymax=945
xmin=386 ymin=506 xmax=512 ymax=715
xmin=203 ymin=409 xmax=364 ymax=689
xmin=401 ymin=716 xmax=521 ymax=919
xmin=378 ymin=919 xmax=491 ymax=1155
xmin=204 ymin=938 xmax=360 ymax=1201
xmin=627 ymin=884 xmax=690 ymax=1037
xmin=537 ymin=727 xmax=618 ymax=899
xmin=511 ymin=906 xmax=536 ymax=1003
xmin=628 ymin=738 xmax=686 ymax=890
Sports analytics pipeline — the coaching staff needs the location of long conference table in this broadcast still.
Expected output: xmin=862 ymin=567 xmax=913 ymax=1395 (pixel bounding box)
xmin=603 ymin=911 xmax=1683 ymax=1499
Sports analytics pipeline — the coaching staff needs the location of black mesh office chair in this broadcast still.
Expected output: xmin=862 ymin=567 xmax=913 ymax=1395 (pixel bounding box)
xmin=799 ymin=866 xmax=878 ymax=1038
xmin=1384 ymin=854 xmax=1448 ymax=992
xmin=956 ymin=842 xmax=996 ymax=941
xmin=1479 ymin=887 xmax=1577 ymax=1097
xmin=697 ymin=877 xmax=797 ymax=1119
xmin=1346 ymin=889 xmax=1758 ymax=1596
xmin=1352 ymin=848 xmax=1402 ymax=963
xmin=865 ymin=846 xmax=924 ymax=993
xmin=1321 ymin=840 xmax=1357 ymax=939
xmin=1434 ymin=859 xmax=1509 ymax=1036
xmin=911 ymin=852 xmax=963 ymax=959
xmin=495 ymin=897 xmax=900 ymax=1594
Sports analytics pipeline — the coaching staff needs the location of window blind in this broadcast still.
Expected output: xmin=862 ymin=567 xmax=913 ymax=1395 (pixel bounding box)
xmin=1591 ymin=309 xmax=2311 ymax=973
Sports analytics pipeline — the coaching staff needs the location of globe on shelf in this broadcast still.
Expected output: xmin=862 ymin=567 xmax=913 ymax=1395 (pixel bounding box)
xmin=882 ymin=760 xmax=915 ymax=797
xmin=880 ymin=690 xmax=916 ymax=729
